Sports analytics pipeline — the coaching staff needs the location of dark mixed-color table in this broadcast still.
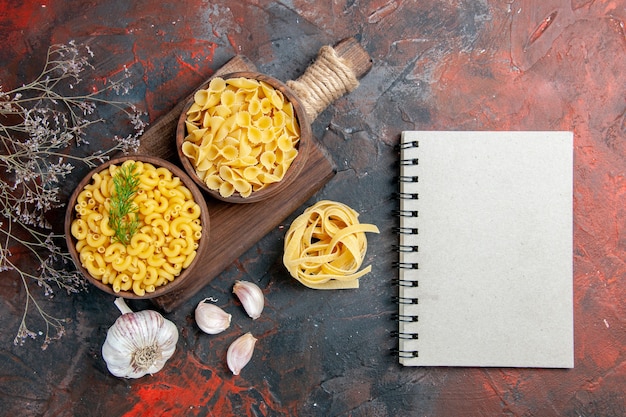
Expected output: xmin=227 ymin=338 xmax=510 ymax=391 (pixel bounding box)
xmin=1 ymin=1 xmax=625 ymax=416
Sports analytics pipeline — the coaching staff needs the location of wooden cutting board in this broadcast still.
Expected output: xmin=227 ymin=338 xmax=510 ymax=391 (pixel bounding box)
xmin=136 ymin=38 xmax=371 ymax=312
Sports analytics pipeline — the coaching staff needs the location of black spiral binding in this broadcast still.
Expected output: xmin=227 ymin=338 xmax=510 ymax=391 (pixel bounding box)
xmin=399 ymin=140 xmax=419 ymax=149
xmin=394 ymin=227 xmax=418 ymax=235
xmin=392 ymin=226 xmax=419 ymax=259
xmin=393 ymin=209 xmax=418 ymax=218
xmin=392 ymin=313 xmax=419 ymax=322
xmin=391 ymin=277 xmax=418 ymax=287
xmin=391 ymin=330 xmax=419 ymax=339
xmin=394 ymin=138 xmax=420 ymax=361
xmin=392 ymin=295 xmax=419 ymax=305
xmin=394 ymin=261 xmax=419 ymax=269
xmin=396 ymin=192 xmax=419 ymax=200
xmin=393 ymin=244 xmax=418 ymax=253
xmin=399 ymin=175 xmax=419 ymax=183
xmin=397 ymin=350 xmax=419 ymax=359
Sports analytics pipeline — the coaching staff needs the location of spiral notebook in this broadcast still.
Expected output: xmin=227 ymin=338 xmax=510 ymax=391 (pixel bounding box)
xmin=396 ymin=131 xmax=574 ymax=368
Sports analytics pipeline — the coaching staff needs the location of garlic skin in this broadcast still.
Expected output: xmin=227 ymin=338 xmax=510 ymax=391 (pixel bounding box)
xmin=102 ymin=297 xmax=178 ymax=379
xmin=233 ymin=280 xmax=264 ymax=319
xmin=195 ymin=299 xmax=231 ymax=334
xmin=227 ymin=332 xmax=257 ymax=375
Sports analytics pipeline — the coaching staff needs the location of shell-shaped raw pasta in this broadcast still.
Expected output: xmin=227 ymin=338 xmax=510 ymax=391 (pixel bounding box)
xmin=228 ymin=156 xmax=257 ymax=168
xmin=259 ymin=81 xmax=275 ymax=100
xmin=214 ymin=104 xmax=231 ymax=118
xmin=286 ymin=114 xmax=299 ymax=136
xmin=227 ymin=77 xmax=260 ymax=90
xmin=189 ymin=126 xmax=207 ymax=142
xmin=248 ymin=145 xmax=262 ymax=158
xmin=221 ymin=89 xmax=236 ymax=107
xmin=273 ymin=110 xmax=286 ymax=128
xmin=207 ymin=115 xmax=225 ymax=133
xmin=181 ymin=141 xmax=199 ymax=162
xmin=261 ymin=129 xmax=274 ymax=144
xmin=220 ymin=145 xmax=238 ymax=161
xmin=277 ymin=134 xmax=293 ymax=152
xmin=235 ymin=111 xmax=251 ymax=128
xmin=184 ymin=131 xmax=198 ymax=145
xmin=219 ymin=181 xmax=235 ymax=198
xmin=196 ymin=157 xmax=213 ymax=172
xmin=208 ymin=77 xmax=226 ymax=92
xmin=255 ymin=115 xmax=272 ymax=130
xmin=248 ymin=97 xmax=262 ymax=116
xmin=195 ymin=142 xmax=211 ymax=163
xmin=200 ymin=132 xmax=214 ymax=149
xmin=223 ymin=114 xmax=237 ymax=131
xmin=282 ymin=102 xmax=294 ymax=117
xmin=183 ymin=76 xmax=301 ymax=198
xmin=282 ymin=148 xmax=298 ymax=164
xmin=204 ymin=174 xmax=223 ymax=190
xmin=202 ymin=111 xmax=213 ymax=129
xmin=228 ymin=128 xmax=244 ymax=141
xmin=194 ymin=89 xmax=210 ymax=107
xmin=260 ymin=98 xmax=272 ymax=114
xmin=184 ymin=121 xmax=199 ymax=139
xmin=243 ymin=166 xmax=263 ymax=181
xmin=247 ymin=126 xmax=262 ymax=144
xmin=186 ymin=110 xmax=202 ymax=123
xmin=232 ymin=178 xmax=251 ymax=195
xmin=260 ymin=172 xmax=281 ymax=184
xmin=214 ymin=125 xmax=230 ymax=143
xmin=234 ymin=90 xmax=247 ymax=105
xmin=203 ymin=92 xmax=221 ymax=110
xmin=223 ymin=136 xmax=239 ymax=147
xmin=238 ymin=186 xmax=253 ymax=198
xmin=260 ymin=151 xmax=276 ymax=170
xmin=273 ymin=163 xmax=287 ymax=179
xmin=219 ymin=165 xmax=238 ymax=182
xmin=239 ymin=137 xmax=252 ymax=157
xmin=206 ymin=145 xmax=221 ymax=161
xmin=270 ymin=90 xmax=284 ymax=109
xmin=187 ymin=102 xmax=203 ymax=115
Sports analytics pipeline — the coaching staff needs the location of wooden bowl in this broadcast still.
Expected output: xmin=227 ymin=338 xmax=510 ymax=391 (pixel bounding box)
xmin=64 ymin=155 xmax=210 ymax=299
xmin=176 ymin=71 xmax=312 ymax=203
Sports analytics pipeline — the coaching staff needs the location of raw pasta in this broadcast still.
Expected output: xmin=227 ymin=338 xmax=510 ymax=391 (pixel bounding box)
xmin=70 ymin=160 xmax=203 ymax=296
xmin=283 ymin=200 xmax=379 ymax=290
xmin=182 ymin=76 xmax=300 ymax=198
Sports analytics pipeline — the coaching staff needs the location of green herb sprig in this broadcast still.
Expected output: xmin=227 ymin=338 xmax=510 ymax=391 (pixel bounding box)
xmin=109 ymin=162 xmax=140 ymax=246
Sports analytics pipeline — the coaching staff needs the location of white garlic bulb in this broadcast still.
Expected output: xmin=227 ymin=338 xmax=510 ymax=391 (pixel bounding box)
xmin=232 ymin=280 xmax=264 ymax=319
xmin=195 ymin=299 xmax=231 ymax=334
xmin=102 ymin=297 xmax=178 ymax=379
xmin=227 ymin=332 xmax=257 ymax=375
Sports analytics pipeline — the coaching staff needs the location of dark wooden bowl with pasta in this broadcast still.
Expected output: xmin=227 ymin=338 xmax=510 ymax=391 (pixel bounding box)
xmin=175 ymin=71 xmax=312 ymax=203
xmin=64 ymin=155 xmax=210 ymax=299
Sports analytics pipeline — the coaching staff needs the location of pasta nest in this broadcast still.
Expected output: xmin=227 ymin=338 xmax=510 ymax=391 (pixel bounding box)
xmin=283 ymin=200 xmax=379 ymax=289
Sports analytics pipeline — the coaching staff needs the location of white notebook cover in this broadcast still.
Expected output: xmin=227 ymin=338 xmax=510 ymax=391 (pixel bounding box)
xmin=398 ymin=131 xmax=574 ymax=368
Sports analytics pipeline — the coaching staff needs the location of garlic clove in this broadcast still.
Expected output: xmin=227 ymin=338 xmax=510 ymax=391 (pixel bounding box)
xmin=232 ymin=280 xmax=264 ymax=319
xmin=227 ymin=332 xmax=257 ymax=375
xmin=195 ymin=299 xmax=231 ymax=334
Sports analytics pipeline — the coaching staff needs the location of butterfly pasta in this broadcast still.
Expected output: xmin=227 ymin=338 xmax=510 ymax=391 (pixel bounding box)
xmin=182 ymin=76 xmax=301 ymax=198
xmin=70 ymin=160 xmax=203 ymax=296
xmin=283 ymin=200 xmax=380 ymax=290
